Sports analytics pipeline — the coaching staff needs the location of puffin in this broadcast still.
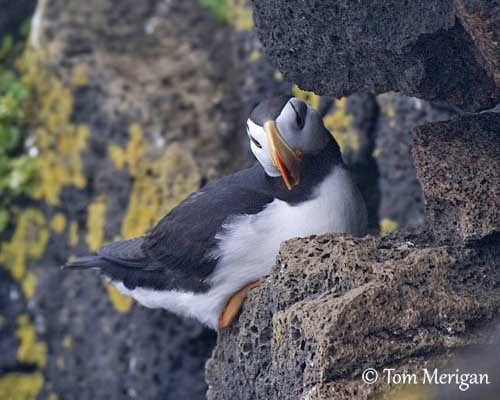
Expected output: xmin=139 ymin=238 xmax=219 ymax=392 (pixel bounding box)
xmin=65 ymin=96 xmax=368 ymax=329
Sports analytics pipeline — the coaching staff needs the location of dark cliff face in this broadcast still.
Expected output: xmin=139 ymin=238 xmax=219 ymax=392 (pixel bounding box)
xmin=251 ymin=0 xmax=500 ymax=112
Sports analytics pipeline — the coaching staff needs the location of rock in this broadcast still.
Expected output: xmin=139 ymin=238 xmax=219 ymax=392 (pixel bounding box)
xmin=413 ymin=112 xmax=500 ymax=243
xmin=206 ymin=232 xmax=500 ymax=399
xmin=376 ymin=93 xmax=457 ymax=231
xmin=0 ymin=0 xmax=35 ymax=38
xmin=251 ymin=0 xmax=500 ymax=111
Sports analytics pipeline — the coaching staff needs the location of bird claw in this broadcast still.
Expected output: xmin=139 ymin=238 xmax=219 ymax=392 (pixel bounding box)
xmin=218 ymin=279 xmax=263 ymax=329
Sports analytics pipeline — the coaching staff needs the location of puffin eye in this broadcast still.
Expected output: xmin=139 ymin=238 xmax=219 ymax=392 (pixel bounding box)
xmin=250 ymin=136 xmax=262 ymax=149
xmin=291 ymin=102 xmax=305 ymax=129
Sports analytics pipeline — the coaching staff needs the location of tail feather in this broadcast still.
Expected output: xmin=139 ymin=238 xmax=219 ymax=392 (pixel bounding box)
xmin=63 ymin=255 xmax=104 ymax=271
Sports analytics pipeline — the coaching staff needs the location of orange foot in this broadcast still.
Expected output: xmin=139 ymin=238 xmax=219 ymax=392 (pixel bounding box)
xmin=218 ymin=280 xmax=263 ymax=329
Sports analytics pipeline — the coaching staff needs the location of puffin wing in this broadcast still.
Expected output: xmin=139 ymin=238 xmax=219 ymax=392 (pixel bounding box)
xmin=66 ymin=165 xmax=273 ymax=292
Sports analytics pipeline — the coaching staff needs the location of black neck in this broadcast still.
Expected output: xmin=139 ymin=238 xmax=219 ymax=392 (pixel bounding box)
xmin=264 ymin=137 xmax=342 ymax=204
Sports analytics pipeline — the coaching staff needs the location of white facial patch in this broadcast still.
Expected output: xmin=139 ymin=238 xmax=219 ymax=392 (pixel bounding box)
xmin=247 ymin=119 xmax=280 ymax=177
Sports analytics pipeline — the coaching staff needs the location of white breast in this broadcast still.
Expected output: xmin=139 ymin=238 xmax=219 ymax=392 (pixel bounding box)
xmin=113 ymin=166 xmax=367 ymax=329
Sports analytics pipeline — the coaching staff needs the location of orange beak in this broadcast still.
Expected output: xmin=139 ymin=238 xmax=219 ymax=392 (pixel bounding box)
xmin=264 ymin=120 xmax=303 ymax=190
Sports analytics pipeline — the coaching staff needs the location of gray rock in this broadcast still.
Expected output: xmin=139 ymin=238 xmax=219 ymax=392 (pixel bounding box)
xmin=413 ymin=112 xmax=500 ymax=243
xmin=206 ymin=233 xmax=500 ymax=399
xmin=376 ymin=93 xmax=457 ymax=230
xmin=251 ymin=0 xmax=500 ymax=111
xmin=0 ymin=0 xmax=35 ymax=38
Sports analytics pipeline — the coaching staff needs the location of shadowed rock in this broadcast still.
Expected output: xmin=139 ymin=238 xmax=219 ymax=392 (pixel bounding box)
xmin=251 ymin=0 xmax=500 ymax=111
xmin=413 ymin=112 xmax=500 ymax=243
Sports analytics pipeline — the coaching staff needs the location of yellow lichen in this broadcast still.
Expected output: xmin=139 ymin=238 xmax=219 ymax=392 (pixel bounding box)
xmin=380 ymin=218 xmax=398 ymax=236
xmin=274 ymin=70 xmax=283 ymax=81
xmin=383 ymin=383 xmax=436 ymax=400
xmin=69 ymin=221 xmax=79 ymax=247
xmin=50 ymin=213 xmax=66 ymax=233
xmin=372 ymin=147 xmax=381 ymax=158
xmin=17 ymin=48 xmax=89 ymax=205
xmin=21 ymin=272 xmax=38 ymax=299
xmin=0 ymin=208 xmax=48 ymax=281
xmin=249 ymin=49 xmax=261 ymax=61
xmin=323 ymin=98 xmax=360 ymax=153
xmin=16 ymin=314 xmax=47 ymax=368
xmin=105 ymin=282 xmax=133 ymax=313
xmin=228 ymin=0 xmax=253 ymax=31
xmin=56 ymin=357 xmax=64 ymax=369
xmin=48 ymin=393 xmax=60 ymax=400
xmin=86 ymin=195 xmax=108 ymax=252
xmin=72 ymin=63 xmax=89 ymax=87
xmin=292 ymin=85 xmax=320 ymax=109
xmin=381 ymin=97 xmax=397 ymax=129
xmin=112 ymin=124 xmax=201 ymax=239
xmin=62 ymin=335 xmax=72 ymax=349
xmin=0 ymin=372 xmax=44 ymax=400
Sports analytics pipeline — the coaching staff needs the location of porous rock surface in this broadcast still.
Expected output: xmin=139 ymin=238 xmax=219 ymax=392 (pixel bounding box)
xmin=252 ymin=0 xmax=500 ymax=111
xmin=206 ymin=232 xmax=500 ymax=399
xmin=413 ymin=112 xmax=500 ymax=243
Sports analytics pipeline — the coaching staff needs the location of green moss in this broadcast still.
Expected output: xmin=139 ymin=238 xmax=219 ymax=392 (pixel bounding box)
xmin=199 ymin=0 xmax=230 ymax=22
xmin=0 ymin=33 xmax=34 ymax=232
xmin=199 ymin=0 xmax=253 ymax=30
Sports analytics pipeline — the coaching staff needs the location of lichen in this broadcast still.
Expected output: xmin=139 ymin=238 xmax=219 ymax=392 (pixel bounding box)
xmin=62 ymin=335 xmax=72 ymax=349
xmin=16 ymin=314 xmax=47 ymax=368
xmin=50 ymin=212 xmax=66 ymax=233
xmin=72 ymin=63 xmax=89 ymax=87
xmin=86 ymin=195 xmax=108 ymax=252
xmin=110 ymin=124 xmax=201 ymax=239
xmin=21 ymin=271 xmax=37 ymax=299
xmin=105 ymin=282 xmax=133 ymax=313
xmin=0 ymin=372 xmax=44 ymax=400
xmin=69 ymin=221 xmax=79 ymax=247
xmin=249 ymin=49 xmax=261 ymax=61
xmin=228 ymin=0 xmax=254 ymax=31
xmin=380 ymin=218 xmax=398 ymax=236
xmin=383 ymin=382 xmax=435 ymax=400
xmin=0 ymin=208 xmax=48 ymax=299
xmin=323 ymin=98 xmax=360 ymax=153
xmin=17 ymin=48 xmax=89 ymax=205
xmin=380 ymin=95 xmax=397 ymax=129
xmin=292 ymin=85 xmax=320 ymax=110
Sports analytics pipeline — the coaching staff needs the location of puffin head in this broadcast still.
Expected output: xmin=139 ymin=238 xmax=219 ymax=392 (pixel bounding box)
xmin=247 ymin=96 xmax=333 ymax=190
